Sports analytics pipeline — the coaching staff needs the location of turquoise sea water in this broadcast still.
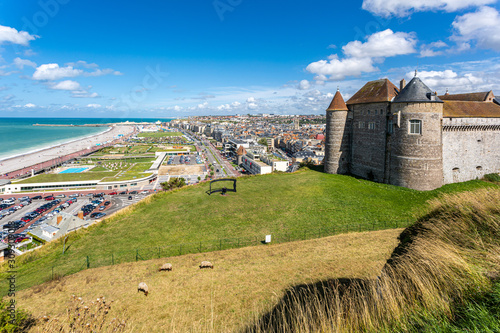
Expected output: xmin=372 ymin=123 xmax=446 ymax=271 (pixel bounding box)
xmin=0 ymin=118 xmax=172 ymax=161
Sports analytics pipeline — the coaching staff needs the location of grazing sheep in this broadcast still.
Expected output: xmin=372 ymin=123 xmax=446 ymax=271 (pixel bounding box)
xmin=159 ymin=263 xmax=173 ymax=272
xmin=199 ymin=261 xmax=213 ymax=269
xmin=138 ymin=282 xmax=149 ymax=296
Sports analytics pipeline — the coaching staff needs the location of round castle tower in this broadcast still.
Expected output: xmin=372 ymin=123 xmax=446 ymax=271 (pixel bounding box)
xmin=324 ymin=89 xmax=350 ymax=174
xmin=389 ymin=76 xmax=444 ymax=190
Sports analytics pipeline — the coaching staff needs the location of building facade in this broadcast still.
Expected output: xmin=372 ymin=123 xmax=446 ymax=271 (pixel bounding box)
xmin=325 ymin=76 xmax=500 ymax=191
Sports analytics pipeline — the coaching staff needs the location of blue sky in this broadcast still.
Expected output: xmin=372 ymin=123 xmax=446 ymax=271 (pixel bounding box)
xmin=0 ymin=0 xmax=499 ymax=117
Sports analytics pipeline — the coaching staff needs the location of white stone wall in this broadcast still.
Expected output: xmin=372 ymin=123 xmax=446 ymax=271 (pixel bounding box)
xmin=442 ymin=118 xmax=500 ymax=184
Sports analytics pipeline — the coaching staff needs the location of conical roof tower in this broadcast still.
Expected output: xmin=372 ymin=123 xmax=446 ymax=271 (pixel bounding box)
xmin=324 ymin=89 xmax=351 ymax=174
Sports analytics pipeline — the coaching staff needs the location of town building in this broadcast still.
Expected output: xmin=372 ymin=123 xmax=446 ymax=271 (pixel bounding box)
xmin=324 ymin=75 xmax=500 ymax=190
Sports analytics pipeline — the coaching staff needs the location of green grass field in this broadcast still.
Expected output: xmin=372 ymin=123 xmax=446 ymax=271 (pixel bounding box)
xmin=138 ymin=132 xmax=183 ymax=138
xmin=3 ymin=168 xmax=496 ymax=294
xmin=13 ymin=171 xmax=118 ymax=184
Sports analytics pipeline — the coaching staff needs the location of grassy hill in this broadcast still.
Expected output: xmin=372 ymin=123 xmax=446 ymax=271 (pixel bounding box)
xmin=15 ymin=229 xmax=402 ymax=332
xmin=2 ymin=169 xmax=497 ymax=293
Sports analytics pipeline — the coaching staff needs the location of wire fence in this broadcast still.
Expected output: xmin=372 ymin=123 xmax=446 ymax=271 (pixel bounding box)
xmin=1 ymin=220 xmax=410 ymax=294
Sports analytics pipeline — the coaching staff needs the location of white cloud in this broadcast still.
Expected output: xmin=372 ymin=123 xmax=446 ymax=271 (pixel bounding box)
xmin=50 ymin=80 xmax=82 ymax=91
xmin=33 ymin=64 xmax=83 ymax=81
xmin=298 ymin=80 xmax=311 ymax=90
xmin=342 ymin=30 xmax=417 ymax=58
xmin=13 ymin=57 xmax=37 ymax=69
xmin=0 ymin=25 xmax=38 ymax=46
xmin=362 ymin=0 xmax=496 ymax=17
xmin=452 ymin=6 xmax=500 ymax=51
xmin=197 ymin=101 xmax=208 ymax=109
xmin=247 ymin=102 xmax=258 ymax=110
xmin=86 ymin=104 xmax=101 ymax=108
xmin=306 ymin=29 xmax=416 ymax=81
xmin=246 ymin=97 xmax=256 ymax=103
xmin=232 ymin=101 xmax=241 ymax=107
xmin=66 ymin=60 xmax=99 ymax=69
xmin=71 ymin=90 xmax=99 ymax=98
xmin=410 ymin=69 xmax=483 ymax=91
xmin=24 ymin=103 xmax=36 ymax=108
xmin=419 ymin=41 xmax=448 ymax=57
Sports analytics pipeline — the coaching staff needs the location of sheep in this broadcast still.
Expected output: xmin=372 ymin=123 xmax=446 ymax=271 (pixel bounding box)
xmin=199 ymin=261 xmax=213 ymax=269
xmin=138 ymin=282 xmax=149 ymax=296
xmin=159 ymin=263 xmax=172 ymax=272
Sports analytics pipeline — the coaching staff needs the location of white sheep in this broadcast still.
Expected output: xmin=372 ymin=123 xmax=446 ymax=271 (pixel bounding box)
xmin=199 ymin=261 xmax=213 ymax=269
xmin=138 ymin=282 xmax=149 ymax=296
xmin=159 ymin=263 xmax=172 ymax=272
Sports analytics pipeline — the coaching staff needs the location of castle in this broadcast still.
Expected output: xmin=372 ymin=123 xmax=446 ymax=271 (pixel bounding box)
xmin=324 ymin=74 xmax=500 ymax=191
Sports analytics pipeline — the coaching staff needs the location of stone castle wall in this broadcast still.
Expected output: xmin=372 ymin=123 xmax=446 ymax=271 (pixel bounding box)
xmin=349 ymin=102 xmax=390 ymax=182
xmin=389 ymin=102 xmax=443 ymax=191
xmin=442 ymin=117 xmax=500 ymax=183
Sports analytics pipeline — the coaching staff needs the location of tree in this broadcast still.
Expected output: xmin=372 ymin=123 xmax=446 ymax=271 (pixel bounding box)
xmin=258 ymin=138 xmax=268 ymax=146
xmin=160 ymin=177 xmax=186 ymax=191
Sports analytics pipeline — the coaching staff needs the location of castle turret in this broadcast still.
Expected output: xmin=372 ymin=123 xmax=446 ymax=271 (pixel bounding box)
xmin=389 ymin=76 xmax=444 ymax=190
xmin=324 ymin=89 xmax=351 ymax=174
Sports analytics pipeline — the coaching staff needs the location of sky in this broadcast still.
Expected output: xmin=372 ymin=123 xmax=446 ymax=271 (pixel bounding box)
xmin=0 ymin=0 xmax=499 ymax=118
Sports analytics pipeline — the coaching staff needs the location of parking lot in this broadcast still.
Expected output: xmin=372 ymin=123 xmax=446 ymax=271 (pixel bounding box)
xmin=0 ymin=191 xmax=153 ymax=242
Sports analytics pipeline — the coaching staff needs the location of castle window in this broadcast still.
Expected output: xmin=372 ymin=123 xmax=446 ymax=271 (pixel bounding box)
xmin=409 ymin=120 xmax=422 ymax=135
xmin=380 ymin=109 xmax=383 ymax=115
xmin=368 ymin=122 xmax=375 ymax=130
xmin=367 ymin=110 xmax=371 ymax=115
xmin=359 ymin=121 xmax=365 ymax=129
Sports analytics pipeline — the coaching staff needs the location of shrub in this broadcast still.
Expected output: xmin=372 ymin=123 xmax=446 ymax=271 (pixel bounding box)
xmin=484 ymin=173 xmax=500 ymax=183
xmin=0 ymin=300 xmax=36 ymax=333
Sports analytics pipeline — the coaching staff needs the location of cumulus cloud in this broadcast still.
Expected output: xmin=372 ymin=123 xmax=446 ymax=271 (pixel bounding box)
xmin=13 ymin=57 xmax=37 ymax=69
xmin=452 ymin=6 xmax=500 ymax=51
xmin=86 ymin=104 xmax=101 ymax=108
xmin=306 ymin=29 xmax=416 ymax=81
xmin=246 ymin=97 xmax=256 ymax=103
xmin=72 ymin=91 xmax=99 ymax=98
xmin=0 ymin=25 xmax=38 ymax=46
xmin=50 ymin=80 xmax=82 ymax=91
xmin=362 ymin=0 xmax=496 ymax=17
xmin=33 ymin=64 xmax=83 ymax=81
xmin=33 ymin=62 xmax=122 ymax=81
xmin=410 ymin=69 xmax=483 ymax=91
xmin=24 ymin=103 xmax=36 ymax=108
xmin=419 ymin=41 xmax=448 ymax=57
xmin=298 ymin=80 xmax=311 ymax=90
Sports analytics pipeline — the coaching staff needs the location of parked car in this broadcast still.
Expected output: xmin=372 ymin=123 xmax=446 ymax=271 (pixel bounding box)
xmin=99 ymin=206 xmax=106 ymax=211
xmin=129 ymin=191 xmax=138 ymax=195
xmin=119 ymin=191 xmax=127 ymax=195
xmin=108 ymin=191 xmax=117 ymax=195
xmin=69 ymin=193 xmax=79 ymax=197
xmin=44 ymin=196 xmax=55 ymax=201
xmin=31 ymin=195 xmax=42 ymax=200
xmin=128 ymin=196 xmax=133 ymax=200
xmin=140 ymin=191 xmax=149 ymax=194
xmin=55 ymin=194 xmax=66 ymax=198
xmin=103 ymin=201 xmax=110 ymax=206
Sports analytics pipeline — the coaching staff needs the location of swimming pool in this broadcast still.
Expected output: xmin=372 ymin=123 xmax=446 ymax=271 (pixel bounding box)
xmin=59 ymin=167 xmax=89 ymax=174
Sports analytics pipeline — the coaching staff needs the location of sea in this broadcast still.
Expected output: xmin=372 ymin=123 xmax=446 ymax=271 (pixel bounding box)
xmin=0 ymin=117 xmax=172 ymax=161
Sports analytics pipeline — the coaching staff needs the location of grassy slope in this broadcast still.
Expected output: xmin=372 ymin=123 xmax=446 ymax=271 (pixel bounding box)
xmin=4 ymin=169 xmax=496 ymax=293
xmin=17 ymin=230 xmax=401 ymax=332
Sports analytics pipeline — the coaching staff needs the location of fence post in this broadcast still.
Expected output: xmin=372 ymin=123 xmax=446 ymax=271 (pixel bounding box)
xmin=136 ymin=249 xmax=139 ymax=262
xmin=86 ymin=256 xmax=90 ymax=269
xmin=112 ymin=253 xmax=114 ymax=265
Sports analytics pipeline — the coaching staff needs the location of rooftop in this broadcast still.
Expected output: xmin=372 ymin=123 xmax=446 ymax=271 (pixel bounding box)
xmin=346 ymin=79 xmax=399 ymax=105
xmin=393 ymin=76 xmax=443 ymax=103
xmin=439 ymin=91 xmax=495 ymax=102
xmin=327 ymin=90 xmax=348 ymax=111
xmin=443 ymin=101 xmax=500 ymax=118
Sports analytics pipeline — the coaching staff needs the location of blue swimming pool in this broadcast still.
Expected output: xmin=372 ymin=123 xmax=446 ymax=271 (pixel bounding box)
xmin=59 ymin=167 xmax=89 ymax=174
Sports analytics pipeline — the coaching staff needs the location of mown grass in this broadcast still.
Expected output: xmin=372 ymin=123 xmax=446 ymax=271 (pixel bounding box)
xmin=2 ymin=169 xmax=496 ymax=294
xmin=138 ymin=132 xmax=183 ymax=138
xmin=16 ymin=230 xmax=401 ymax=332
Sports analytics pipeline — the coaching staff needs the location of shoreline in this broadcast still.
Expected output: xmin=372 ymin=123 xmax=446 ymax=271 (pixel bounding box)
xmin=0 ymin=126 xmax=112 ymax=163
xmin=0 ymin=125 xmax=136 ymax=177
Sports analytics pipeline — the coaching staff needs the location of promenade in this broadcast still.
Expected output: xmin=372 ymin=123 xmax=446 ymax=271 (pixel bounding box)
xmin=0 ymin=125 xmax=136 ymax=179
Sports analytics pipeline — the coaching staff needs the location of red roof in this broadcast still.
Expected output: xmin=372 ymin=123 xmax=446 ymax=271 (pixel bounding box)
xmin=327 ymin=90 xmax=348 ymax=111
xmin=346 ymin=79 xmax=398 ymax=105
xmin=316 ymin=134 xmax=325 ymax=140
